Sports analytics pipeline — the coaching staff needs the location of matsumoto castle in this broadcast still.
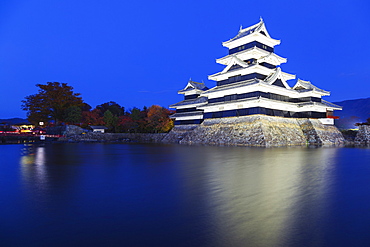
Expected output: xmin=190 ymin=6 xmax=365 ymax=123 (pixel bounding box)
xmin=170 ymin=18 xmax=341 ymax=126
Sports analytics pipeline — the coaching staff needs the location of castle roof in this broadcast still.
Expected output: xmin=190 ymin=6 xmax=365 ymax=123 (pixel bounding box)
xmin=222 ymin=18 xmax=280 ymax=48
xmin=178 ymin=80 xmax=208 ymax=94
xmin=296 ymin=100 xmax=342 ymax=110
xmin=320 ymin=100 xmax=342 ymax=110
xmin=170 ymin=96 xmax=208 ymax=108
xmin=264 ymin=67 xmax=294 ymax=89
xmin=202 ymin=79 xmax=260 ymax=94
xmin=292 ymin=79 xmax=330 ymax=95
xmin=227 ymin=18 xmax=270 ymax=42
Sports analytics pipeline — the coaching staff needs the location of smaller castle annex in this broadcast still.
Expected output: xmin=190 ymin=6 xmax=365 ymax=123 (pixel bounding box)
xmin=168 ymin=18 xmax=344 ymax=146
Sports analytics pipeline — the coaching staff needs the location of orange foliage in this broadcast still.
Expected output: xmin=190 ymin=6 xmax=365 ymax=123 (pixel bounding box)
xmin=146 ymin=105 xmax=174 ymax=133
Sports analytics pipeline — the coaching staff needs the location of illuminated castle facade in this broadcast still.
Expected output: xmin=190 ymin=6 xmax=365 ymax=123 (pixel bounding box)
xmin=170 ymin=18 xmax=341 ymax=125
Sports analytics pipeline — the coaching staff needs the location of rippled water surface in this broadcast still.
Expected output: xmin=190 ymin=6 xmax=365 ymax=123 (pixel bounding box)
xmin=1 ymin=143 xmax=370 ymax=247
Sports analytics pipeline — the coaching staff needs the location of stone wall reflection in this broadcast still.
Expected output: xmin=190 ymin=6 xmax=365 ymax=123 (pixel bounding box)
xmin=175 ymin=146 xmax=338 ymax=247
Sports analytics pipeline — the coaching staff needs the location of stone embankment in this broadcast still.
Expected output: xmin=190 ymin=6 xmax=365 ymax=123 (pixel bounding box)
xmin=59 ymin=132 xmax=167 ymax=143
xmin=57 ymin=115 xmax=346 ymax=147
xmin=50 ymin=125 xmax=166 ymax=143
xmin=354 ymin=125 xmax=370 ymax=145
xmin=165 ymin=115 xmax=345 ymax=147
xmin=297 ymin=119 xmax=344 ymax=145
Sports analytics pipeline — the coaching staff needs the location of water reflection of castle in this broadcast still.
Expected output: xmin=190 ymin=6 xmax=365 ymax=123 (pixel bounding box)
xmin=170 ymin=18 xmax=341 ymax=126
xmin=176 ymin=146 xmax=338 ymax=246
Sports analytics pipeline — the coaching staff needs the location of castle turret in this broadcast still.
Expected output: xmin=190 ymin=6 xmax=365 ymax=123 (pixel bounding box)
xmin=169 ymin=80 xmax=208 ymax=125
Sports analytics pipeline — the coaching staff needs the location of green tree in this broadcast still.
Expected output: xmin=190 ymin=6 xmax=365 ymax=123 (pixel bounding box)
xmin=96 ymin=101 xmax=125 ymax=117
xmin=129 ymin=107 xmax=148 ymax=132
xmin=64 ymin=106 xmax=82 ymax=124
xmin=104 ymin=110 xmax=118 ymax=132
xmin=21 ymin=82 xmax=84 ymax=125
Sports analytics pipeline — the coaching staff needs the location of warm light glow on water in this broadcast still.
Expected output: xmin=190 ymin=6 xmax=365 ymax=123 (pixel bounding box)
xmin=171 ymin=147 xmax=340 ymax=246
xmin=1 ymin=143 xmax=370 ymax=246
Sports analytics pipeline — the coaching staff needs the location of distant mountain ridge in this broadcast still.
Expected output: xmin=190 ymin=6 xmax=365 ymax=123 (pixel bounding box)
xmin=333 ymin=97 xmax=370 ymax=129
xmin=0 ymin=118 xmax=29 ymax=124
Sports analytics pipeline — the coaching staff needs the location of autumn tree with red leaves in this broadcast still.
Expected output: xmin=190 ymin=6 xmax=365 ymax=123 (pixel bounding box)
xmin=146 ymin=105 xmax=174 ymax=133
xmin=21 ymin=82 xmax=84 ymax=125
xmin=82 ymin=108 xmax=105 ymax=127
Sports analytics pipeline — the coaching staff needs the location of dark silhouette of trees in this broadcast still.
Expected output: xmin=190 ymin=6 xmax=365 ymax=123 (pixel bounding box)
xmin=104 ymin=110 xmax=119 ymax=132
xmin=127 ymin=107 xmax=148 ymax=132
xmin=21 ymin=82 xmax=84 ymax=125
xmin=82 ymin=108 xmax=104 ymax=127
xmin=64 ymin=106 xmax=82 ymax=124
xmin=356 ymin=118 xmax=370 ymax=126
xmin=96 ymin=101 xmax=125 ymax=117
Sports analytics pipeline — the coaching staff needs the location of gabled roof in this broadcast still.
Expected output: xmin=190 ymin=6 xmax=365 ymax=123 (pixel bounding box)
xmin=292 ymin=79 xmax=330 ymax=95
xmin=264 ymin=67 xmax=293 ymax=89
xmin=178 ymin=80 xmax=208 ymax=93
xmin=220 ymin=55 xmax=249 ymax=73
xmin=222 ymin=18 xmax=281 ymax=49
xmin=257 ymin=53 xmax=287 ymax=65
xmin=216 ymin=46 xmax=287 ymax=66
xmin=227 ymin=18 xmax=270 ymax=43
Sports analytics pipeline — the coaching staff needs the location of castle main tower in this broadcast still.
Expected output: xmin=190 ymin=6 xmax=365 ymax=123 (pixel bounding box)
xmin=171 ymin=18 xmax=341 ymax=126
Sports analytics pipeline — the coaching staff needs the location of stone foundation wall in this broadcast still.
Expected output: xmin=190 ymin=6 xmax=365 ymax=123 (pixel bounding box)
xmin=297 ymin=119 xmax=344 ymax=145
xmin=59 ymin=132 xmax=167 ymax=143
xmin=161 ymin=124 xmax=198 ymax=143
xmin=58 ymin=116 xmax=345 ymax=147
xmin=165 ymin=115 xmax=344 ymax=147
xmin=355 ymin=125 xmax=370 ymax=145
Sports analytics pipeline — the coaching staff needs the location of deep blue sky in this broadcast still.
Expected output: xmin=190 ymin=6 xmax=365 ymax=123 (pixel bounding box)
xmin=0 ymin=0 xmax=369 ymax=118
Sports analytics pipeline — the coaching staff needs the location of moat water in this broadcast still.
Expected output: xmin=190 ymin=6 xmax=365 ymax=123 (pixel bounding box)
xmin=1 ymin=143 xmax=370 ymax=247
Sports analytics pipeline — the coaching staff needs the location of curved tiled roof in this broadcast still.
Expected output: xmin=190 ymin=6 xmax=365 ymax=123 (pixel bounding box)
xmin=321 ymin=100 xmax=342 ymax=109
xmin=293 ymin=79 xmax=329 ymax=95
xmin=227 ymin=19 xmax=265 ymax=42
xmin=170 ymin=96 xmax=208 ymax=107
xmin=203 ymin=79 xmax=259 ymax=94
xmin=178 ymin=80 xmax=208 ymax=93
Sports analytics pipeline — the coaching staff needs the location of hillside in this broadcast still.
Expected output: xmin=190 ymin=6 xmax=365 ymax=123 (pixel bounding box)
xmin=0 ymin=118 xmax=29 ymax=124
xmin=333 ymin=97 xmax=370 ymax=129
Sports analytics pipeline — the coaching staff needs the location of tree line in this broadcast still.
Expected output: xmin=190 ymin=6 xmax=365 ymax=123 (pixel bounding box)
xmin=21 ymin=82 xmax=175 ymax=133
xmin=356 ymin=118 xmax=370 ymax=126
